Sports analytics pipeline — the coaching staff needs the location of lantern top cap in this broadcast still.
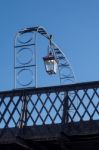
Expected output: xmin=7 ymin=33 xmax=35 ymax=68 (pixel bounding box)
xmin=43 ymin=52 xmax=58 ymax=61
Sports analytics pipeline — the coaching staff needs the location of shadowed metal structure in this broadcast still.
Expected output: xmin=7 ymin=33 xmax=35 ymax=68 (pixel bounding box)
xmin=1 ymin=81 xmax=99 ymax=149
xmin=14 ymin=26 xmax=75 ymax=88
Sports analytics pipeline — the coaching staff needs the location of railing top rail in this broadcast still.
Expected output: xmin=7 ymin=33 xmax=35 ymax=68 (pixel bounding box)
xmin=0 ymin=81 xmax=99 ymax=96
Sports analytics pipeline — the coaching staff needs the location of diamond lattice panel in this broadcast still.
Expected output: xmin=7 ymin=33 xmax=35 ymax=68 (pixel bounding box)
xmin=26 ymin=92 xmax=64 ymax=125
xmin=68 ymin=88 xmax=99 ymax=122
xmin=0 ymin=95 xmax=22 ymax=128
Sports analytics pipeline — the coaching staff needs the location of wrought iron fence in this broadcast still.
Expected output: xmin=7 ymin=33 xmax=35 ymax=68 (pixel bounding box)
xmin=0 ymin=81 xmax=99 ymax=129
xmin=0 ymin=88 xmax=65 ymax=129
xmin=68 ymin=88 xmax=99 ymax=122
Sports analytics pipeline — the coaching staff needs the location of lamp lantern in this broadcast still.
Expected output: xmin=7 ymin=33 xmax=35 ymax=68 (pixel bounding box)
xmin=43 ymin=52 xmax=58 ymax=75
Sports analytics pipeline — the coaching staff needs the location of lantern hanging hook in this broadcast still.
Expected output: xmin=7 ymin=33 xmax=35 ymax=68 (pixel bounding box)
xmin=49 ymin=34 xmax=52 ymax=46
xmin=48 ymin=34 xmax=54 ymax=55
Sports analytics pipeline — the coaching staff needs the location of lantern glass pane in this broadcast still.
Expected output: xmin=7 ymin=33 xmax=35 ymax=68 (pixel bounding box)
xmin=44 ymin=59 xmax=58 ymax=74
xmin=45 ymin=60 xmax=54 ymax=72
xmin=53 ymin=60 xmax=58 ymax=73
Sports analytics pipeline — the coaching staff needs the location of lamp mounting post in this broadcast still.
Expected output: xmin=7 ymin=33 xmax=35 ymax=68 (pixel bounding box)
xmin=14 ymin=26 xmax=75 ymax=89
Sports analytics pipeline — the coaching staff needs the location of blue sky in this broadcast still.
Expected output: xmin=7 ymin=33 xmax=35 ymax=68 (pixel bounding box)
xmin=0 ymin=0 xmax=99 ymax=91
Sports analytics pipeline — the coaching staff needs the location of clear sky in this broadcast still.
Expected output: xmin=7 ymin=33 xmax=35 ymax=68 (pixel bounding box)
xmin=0 ymin=0 xmax=99 ymax=91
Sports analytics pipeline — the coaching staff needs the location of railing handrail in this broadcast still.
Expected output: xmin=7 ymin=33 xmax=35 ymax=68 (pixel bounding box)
xmin=0 ymin=81 xmax=99 ymax=96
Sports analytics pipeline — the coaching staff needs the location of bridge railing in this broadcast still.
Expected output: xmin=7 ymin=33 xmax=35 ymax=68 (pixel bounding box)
xmin=0 ymin=87 xmax=65 ymax=129
xmin=0 ymin=81 xmax=99 ymax=130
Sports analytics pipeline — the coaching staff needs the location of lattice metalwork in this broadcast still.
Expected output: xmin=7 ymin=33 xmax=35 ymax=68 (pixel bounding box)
xmin=26 ymin=92 xmax=64 ymax=126
xmin=0 ymin=95 xmax=22 ymax=128
xmin=0 ymin=90 xmax=65 ymax=129
xmin=68 ymin=88 xmax=99 ymax=122
xmin=0 ymin=81 xmax=99 ymax=129
xmin=1 ymin=82 xmax=99 ymax=150
xmin=0 ymin=84 xmax=99 ymax=128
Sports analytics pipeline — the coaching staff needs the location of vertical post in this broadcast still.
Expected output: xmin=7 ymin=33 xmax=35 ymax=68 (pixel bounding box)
xmin=19 ymin=93 xmax=28 ymax=128
xmin=62 ymin=92 xmax=69 ymax=131
xmin=14 ymin=37 xmax=16 ymax=89
xmin=24 ymin=95 xmax=28 ymax=126
xmin=34 ymin=32 xmax=37 ymax=88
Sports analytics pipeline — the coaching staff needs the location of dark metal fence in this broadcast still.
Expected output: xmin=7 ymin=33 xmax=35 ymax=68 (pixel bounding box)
xmin=0 ymin=81 xmax=99 ymax=130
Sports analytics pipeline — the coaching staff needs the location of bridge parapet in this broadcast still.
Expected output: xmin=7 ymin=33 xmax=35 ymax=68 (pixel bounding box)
xmin=1 ymin=81 xmax=99 ymax=142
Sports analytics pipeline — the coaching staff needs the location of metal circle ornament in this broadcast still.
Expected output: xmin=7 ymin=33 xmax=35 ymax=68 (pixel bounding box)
xmin=17 ymin=48 xmax=33 ymax=65
xmin=17 ymin=32 xmax=33 ymax=44
xmin=17 ymin=69 xmax=34 ymax=86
